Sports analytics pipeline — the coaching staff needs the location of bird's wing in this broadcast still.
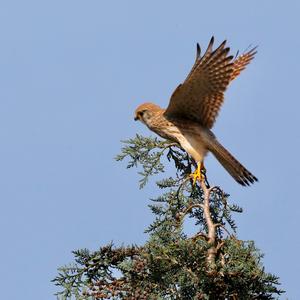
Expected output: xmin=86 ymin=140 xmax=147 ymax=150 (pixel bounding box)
xmin=230 ymin=46 xmax=257 ymax=81
xmin=164 ymin=37 xmax=256 ymax=129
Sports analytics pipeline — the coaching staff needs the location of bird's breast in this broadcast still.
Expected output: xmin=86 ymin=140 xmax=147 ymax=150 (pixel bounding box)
xmin=145 ymin=115 xmax=179 ymax=142
xmin=144 ymin=113 xmax=209 ymax=162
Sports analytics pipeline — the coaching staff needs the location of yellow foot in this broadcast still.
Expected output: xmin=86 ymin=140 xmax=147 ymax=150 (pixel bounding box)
xmin=191 ymin=162 xmax=206 ymax=185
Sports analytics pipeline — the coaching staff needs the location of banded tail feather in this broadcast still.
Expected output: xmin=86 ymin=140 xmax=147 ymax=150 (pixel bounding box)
xmin=208 ymin=138 xmax=258 ymax=186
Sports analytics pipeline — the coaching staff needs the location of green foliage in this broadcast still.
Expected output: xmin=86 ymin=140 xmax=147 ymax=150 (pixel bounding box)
xmin=115 ymin=134 xmax=174 ymax=188
xmin=53 ymin=135 xmax=284 ymax=299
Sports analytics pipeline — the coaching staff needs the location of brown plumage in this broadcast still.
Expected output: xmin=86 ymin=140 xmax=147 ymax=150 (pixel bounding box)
xmin=134 ymin=37 xmax=258 ymax=186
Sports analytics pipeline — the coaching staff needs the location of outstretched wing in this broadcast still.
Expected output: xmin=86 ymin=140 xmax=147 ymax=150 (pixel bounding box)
xmin=231 ymin=46 xmax=257 ymax=81
xmin=164 ymin=37 xmax=256 ymax=129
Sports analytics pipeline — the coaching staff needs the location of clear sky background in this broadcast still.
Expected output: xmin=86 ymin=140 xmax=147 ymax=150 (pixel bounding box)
xmin=0 ymin=1 xmax=299 ymax=299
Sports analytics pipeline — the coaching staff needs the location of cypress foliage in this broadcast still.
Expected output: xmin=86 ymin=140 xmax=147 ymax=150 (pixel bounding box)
xmin=53 ymin=135 xmax=283 ymax=299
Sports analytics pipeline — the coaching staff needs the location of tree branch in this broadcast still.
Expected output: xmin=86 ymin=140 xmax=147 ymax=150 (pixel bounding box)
xmin=200 ymin=180 xmax=217 ymax=270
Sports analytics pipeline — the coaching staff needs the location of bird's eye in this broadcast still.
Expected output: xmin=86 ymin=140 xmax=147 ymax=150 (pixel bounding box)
xmin=139 ymin=110 xmax=146 ymax=117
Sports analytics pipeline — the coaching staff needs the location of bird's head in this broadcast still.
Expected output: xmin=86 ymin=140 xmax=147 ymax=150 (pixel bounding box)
xmin=134 ymin=102 xmax=162 ymax=124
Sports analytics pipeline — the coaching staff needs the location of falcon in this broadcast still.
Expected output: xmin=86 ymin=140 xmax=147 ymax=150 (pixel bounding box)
xmin=134 ymin=37 xmax=258 ymax=186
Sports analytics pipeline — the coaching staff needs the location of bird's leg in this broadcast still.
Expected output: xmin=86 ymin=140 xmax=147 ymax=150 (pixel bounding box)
xmin=192 ymin=162 xmax=206 ymax=185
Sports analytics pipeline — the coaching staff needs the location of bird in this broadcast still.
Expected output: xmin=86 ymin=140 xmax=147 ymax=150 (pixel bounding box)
xmin=134 ymin=37 xmax=258 ymax=186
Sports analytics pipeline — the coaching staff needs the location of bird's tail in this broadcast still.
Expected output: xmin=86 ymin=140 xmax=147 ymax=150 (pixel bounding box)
xmin=207 ymin=138 xmax=258 ymax=186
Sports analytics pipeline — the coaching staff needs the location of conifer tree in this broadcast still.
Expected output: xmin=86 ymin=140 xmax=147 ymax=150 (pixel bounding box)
xmin=53 ymin=135 xmax=283 ymax=299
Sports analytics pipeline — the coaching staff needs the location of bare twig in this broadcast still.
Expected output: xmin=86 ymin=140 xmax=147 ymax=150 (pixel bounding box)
xmin=183 ymin=203 xmax=204 ymax=217
xmin=214 ymin=223 xmax=232 ymax=237
xmin=161 ymin=142 xmax=179 ymax=148
xmin=216 ymin=240 xmax=225 ymax=252
xmin=191 ymin=232 xmax=209 ymax=241
xmin=176 ymin=176 xmax=191 ymax=198
xmin=176 ymin=203 xmax=204 ymax=229
xmin=199 ymin=180 xmax=217 ymax=270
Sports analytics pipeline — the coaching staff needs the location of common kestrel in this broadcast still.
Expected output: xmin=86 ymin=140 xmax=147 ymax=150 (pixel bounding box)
xmin=134 ymin=37 xmax=258 ymax=186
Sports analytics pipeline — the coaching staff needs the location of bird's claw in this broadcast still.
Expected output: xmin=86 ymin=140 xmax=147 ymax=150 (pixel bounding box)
xmin=191 ymin=163 xmax=206 ymax=185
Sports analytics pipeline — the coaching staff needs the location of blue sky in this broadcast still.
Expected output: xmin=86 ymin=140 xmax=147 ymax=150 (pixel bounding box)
xmin=0 ymin=1 xmax=299 ymax=299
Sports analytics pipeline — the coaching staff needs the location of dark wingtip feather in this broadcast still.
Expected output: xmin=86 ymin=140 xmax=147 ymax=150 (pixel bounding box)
xmin=234 ymin=50 xmax=240 ymax=59
xmin=220 ymin=39 xmax=227 ymax=48
xmin=245 ymin=45 xmax=258 ymax=56
xmin=227 ymin=55 xmax=234 ymax=61
xmin=196 ymin=43 xmax=201 ymax=60
xmin=224 ymin=47 xmax=231 ymax=56
xmin=207 ymin=36 xmax=214 ymax=52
